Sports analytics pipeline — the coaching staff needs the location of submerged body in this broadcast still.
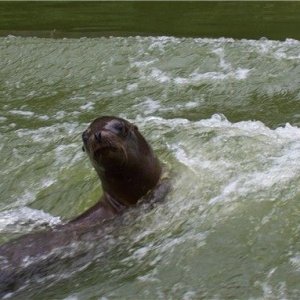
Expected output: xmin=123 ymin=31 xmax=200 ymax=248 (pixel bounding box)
xmin=0 ymin=116 xmax=169 ymax=295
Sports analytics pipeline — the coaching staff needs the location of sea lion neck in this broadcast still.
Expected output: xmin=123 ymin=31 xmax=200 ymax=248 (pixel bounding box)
xmin=99 ymin=154 xmax=162 ymax=207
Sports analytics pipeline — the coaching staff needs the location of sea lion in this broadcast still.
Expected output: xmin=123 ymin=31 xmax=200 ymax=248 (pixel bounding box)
xmin=70 ymin=116 xmax=163 ymax=225
xmin=0 ymin=116 xmax=170 ymax=296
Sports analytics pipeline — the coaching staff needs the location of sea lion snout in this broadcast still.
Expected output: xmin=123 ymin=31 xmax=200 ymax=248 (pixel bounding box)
xmin=94 ymin=131 xmax=101 ymax=142
xmin=82 ymin=129 xmax=102 ymax=144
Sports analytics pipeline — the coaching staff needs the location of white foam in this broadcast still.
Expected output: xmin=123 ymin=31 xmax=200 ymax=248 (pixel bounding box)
xmin=174 ymin=68 xmax=250 ymax=85
xmin=0 ymin=207 xmax=62 ymax=233
xmin=80 ymin=102 xmax=94 ymax=111
xmin=134 ymin=97 xmax=161 ymax=115
xmin=63 ymin=296 xmax=79 ymax=300
xmin=194 ymin=37 xmax=235 ymax=44
xmin=129 ymin=245 xmax=154 ymax=261
xmin=148 ymin=68 xmax=171 ymax=83
xmin=137 ymin=114 xmax=300 ymax=144
xmin=41 ymin=178 xmax=56 ymax=189
xmin=16 ymin=122 xmax=80 ymax=142
xmin=9 ymin=110 xmax=35 ymax=117
xmin=90 ymin=91 xmax=103 ymax=96
xmin=54 ymin=144 xmax=82 ymax=166
xmin=235 ymin=68 xmax=250 ymax=79
xmin=134 ymin=115 xmax=190 ymax=129
xmin=131 ymin=59 xmax=157 ymax=68
xmin=184 ymin=101 xmax=199 ymax=109
xmin=183 ymin=291 xmax=197 ymax=300
xmin=140 ymin=115 xmax=300 ymax=209
xmin=38 ymin=115 xmax=50 ymax=121
xmin=212 ymin=47 xmax=231 ymax=71
xmin=254 ymin=278 xmax=287 ymax=300
xmin=70 ymin=96 xmax=86 ymax=102
xmin=15 ymin=190 xmax=36 ymax=207
xmin=2 ymin=173 xmax=58 ymax=211
xmin=290 ymin=253 xmax=300 ymax=271
xmin=148 ymin=36 xmax=181 ymax=51
xmin=55 ymin=111 xmax=66 ymax=120
xmin=137 ymin=271 xmax=160 ymax=283
xmin=111 ymin=89 xmax=124 ymax=96
xmin=126 ymin=83 xmax=138 ymax=91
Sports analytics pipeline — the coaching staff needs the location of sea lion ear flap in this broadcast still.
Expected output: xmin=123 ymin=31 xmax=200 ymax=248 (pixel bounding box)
xmin=133 ymin=125 xmax=138 ymax=131
xmin=82 ymin=146 xmax=85 ymax=152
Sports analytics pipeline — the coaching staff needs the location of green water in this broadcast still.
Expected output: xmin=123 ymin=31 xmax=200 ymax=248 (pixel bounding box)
xmin=1 ymin=2 xmax=300 ymax=40
xmin=1 ymin=2 xmax=300 ymax=300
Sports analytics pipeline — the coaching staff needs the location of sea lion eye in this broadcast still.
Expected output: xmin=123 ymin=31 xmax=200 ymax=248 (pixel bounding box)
xmin=114 ymin=122 xmax=128 ymax=137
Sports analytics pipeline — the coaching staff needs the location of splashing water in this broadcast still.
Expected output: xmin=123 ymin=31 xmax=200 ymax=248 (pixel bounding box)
xmin=1 ymin=36 xmax=300 ymax=299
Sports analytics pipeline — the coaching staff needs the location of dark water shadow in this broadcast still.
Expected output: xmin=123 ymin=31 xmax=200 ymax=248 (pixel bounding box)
xmin=1 ymin=2 xmax=300 ymax=40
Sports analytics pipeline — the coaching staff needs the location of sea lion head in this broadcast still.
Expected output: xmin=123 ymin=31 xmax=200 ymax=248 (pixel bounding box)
xmin=82 ymin=116 xmax=161 ymax=205
xmin=82 ymin=116 xmax=136 ymax=171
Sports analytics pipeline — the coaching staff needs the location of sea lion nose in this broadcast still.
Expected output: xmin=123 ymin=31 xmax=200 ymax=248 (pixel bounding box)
xmin=82 ymin=130 xmax=89 ymax=143
xmin=94 ymin=131 xmax=102 ymax=143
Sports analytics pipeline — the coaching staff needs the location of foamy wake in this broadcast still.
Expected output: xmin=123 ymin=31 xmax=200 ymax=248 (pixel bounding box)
xmin=0 ymin=207 xmax=62 ymax=234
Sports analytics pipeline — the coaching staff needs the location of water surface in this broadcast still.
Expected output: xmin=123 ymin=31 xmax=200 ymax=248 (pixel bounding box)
xmin=1 ymin=36 xmax=300 ymax=299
